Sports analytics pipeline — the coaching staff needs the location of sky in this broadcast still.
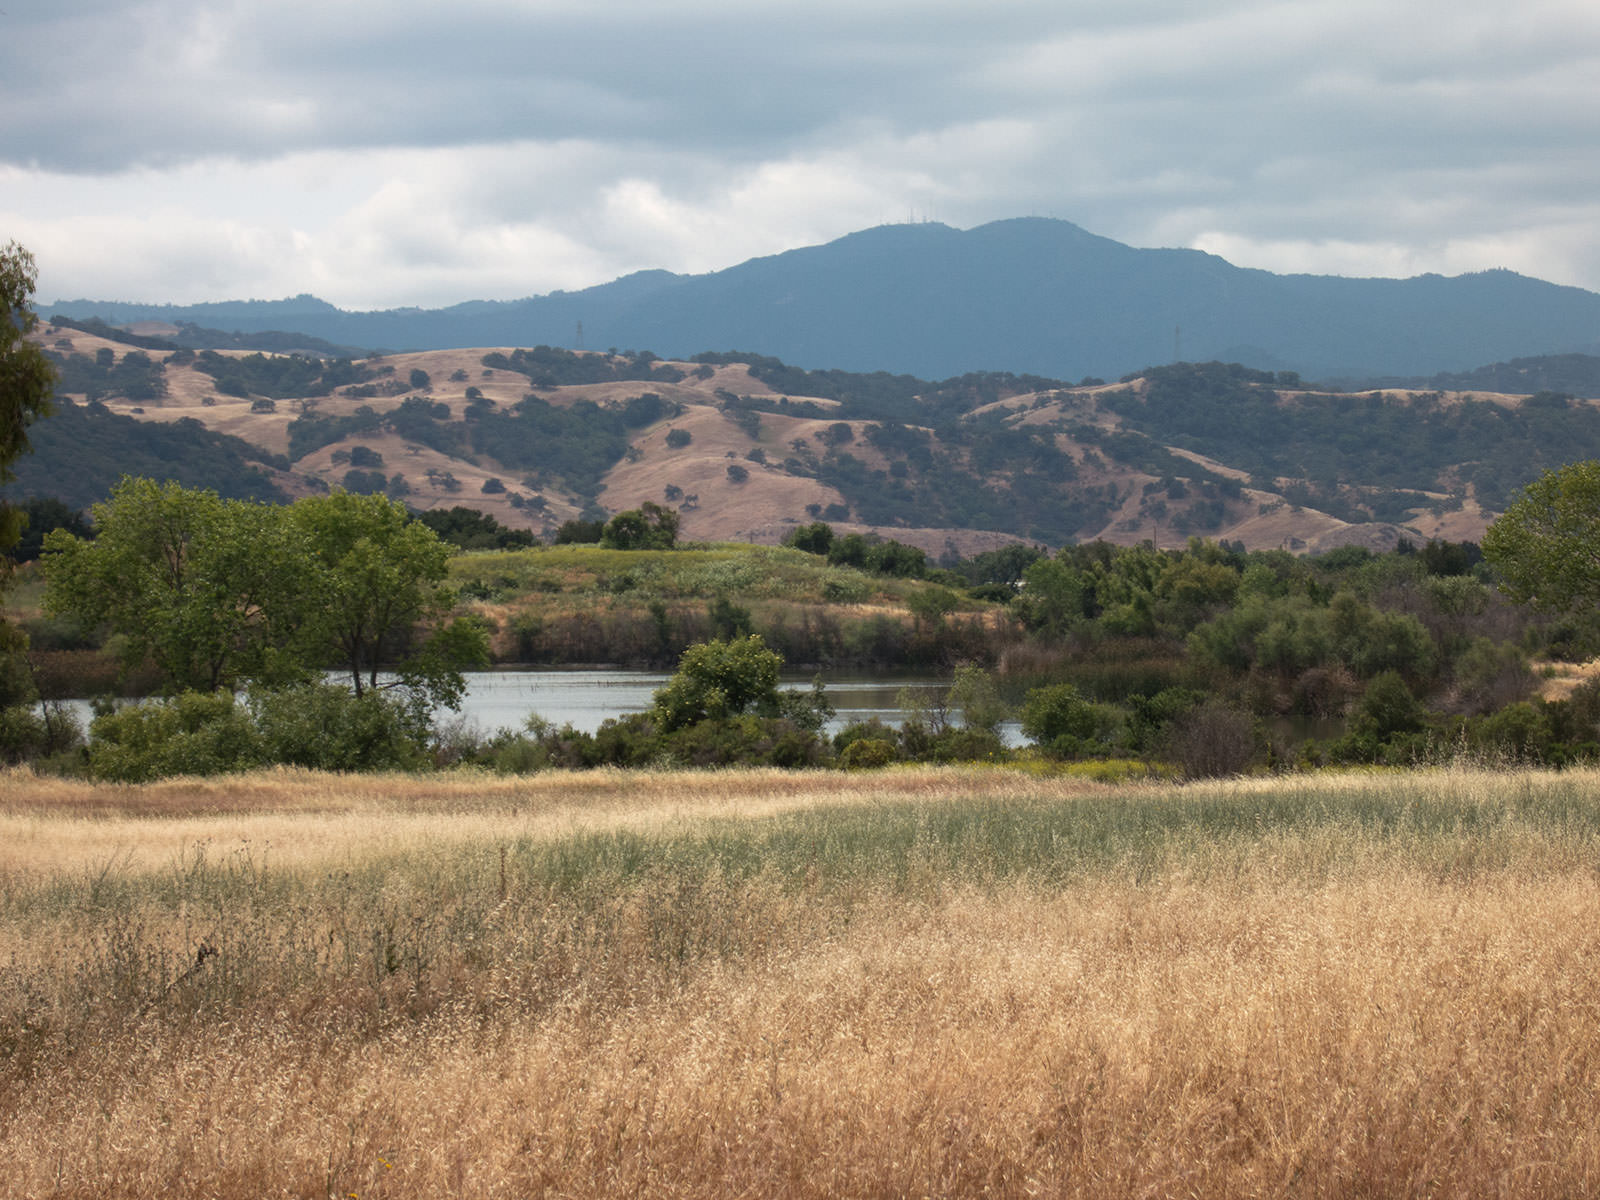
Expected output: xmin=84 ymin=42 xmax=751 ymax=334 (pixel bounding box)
xmin=5 ymin=0 xmax=1600 ymax=311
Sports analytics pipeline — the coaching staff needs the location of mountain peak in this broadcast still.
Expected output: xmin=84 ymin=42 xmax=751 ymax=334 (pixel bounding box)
xmin=41 ymin=218 xmax=1600 ymax=379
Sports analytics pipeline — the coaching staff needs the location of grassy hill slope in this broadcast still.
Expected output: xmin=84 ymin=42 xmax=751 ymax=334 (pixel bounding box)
xmin=21 ymin=319 xmax=1600 ymax=554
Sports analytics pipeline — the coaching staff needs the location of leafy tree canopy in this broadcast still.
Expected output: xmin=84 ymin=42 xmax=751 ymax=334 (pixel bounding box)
xmin=601 ymin=502 xmax=679 ymax=550
xmin=652 ymin=635 xmax=783 ymax=731
xmin=288 ymin=491 xmax=488 ymax=705
xmin=1 ymin=241 xmax=55 ymax=552
xmin=43 ymin=482 xmax=487 ymax=711
xmin=3 ymin=398 xmax=286 ymax=508
xmin=414 ymin=505 xmax=537 ymax=551
xmin=1482 ymin=459 xmax=1600 ymax=613
xmin=42 ymin=478 xmax=301 ymax=693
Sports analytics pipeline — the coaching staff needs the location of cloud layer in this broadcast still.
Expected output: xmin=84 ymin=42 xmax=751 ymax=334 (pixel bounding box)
xmin=5 ymin=0 xmax=1600 ymax=308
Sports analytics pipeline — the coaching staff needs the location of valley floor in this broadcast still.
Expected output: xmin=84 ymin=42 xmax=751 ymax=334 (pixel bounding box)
xmin=3 ymin=764 xmax=1597 ymax=1197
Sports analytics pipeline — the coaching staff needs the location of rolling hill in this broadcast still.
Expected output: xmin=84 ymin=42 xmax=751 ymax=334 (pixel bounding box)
xmin=18 ymin=318 xmax=1600 ymax=557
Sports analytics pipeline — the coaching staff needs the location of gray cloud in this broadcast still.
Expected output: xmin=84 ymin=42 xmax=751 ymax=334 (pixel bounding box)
xmin=4 ymin=0 xmax=1600 ymax=306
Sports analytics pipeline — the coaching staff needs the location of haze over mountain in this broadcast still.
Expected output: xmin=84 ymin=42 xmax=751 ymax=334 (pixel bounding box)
xmin=46 ymin=219 xmax=1600 ymax=383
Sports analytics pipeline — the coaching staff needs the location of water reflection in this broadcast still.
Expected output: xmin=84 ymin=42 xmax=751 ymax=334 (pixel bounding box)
xmin=453 ymin=669 xmax=962 ymax=740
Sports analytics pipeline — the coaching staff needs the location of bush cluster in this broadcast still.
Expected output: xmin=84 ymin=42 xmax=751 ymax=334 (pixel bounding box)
xmin=80 ymin=682 xmax=432 ymax=782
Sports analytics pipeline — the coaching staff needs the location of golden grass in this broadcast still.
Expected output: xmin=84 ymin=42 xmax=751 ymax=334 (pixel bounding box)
xmin=4 ymin=765 xmax=1600 ymax=1196
xmin=0 ymin=764 xmax=1070 ymax=876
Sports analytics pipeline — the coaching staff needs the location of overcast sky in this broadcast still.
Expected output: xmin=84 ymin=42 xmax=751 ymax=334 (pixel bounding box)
xmin=5 ymin=0 xmax=1600 ymax=310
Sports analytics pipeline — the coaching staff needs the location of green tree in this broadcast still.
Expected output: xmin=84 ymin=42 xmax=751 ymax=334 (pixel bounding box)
xmin=7 ymin=497 xmax=90 ymax=563
xmin=1 ymin=242 xmax=55 ymax=554
xmin=1021 ymin=682 xmax=1120 ymax=758
xmin=1014 ymin=555 xmax=1094 ymax=634
xmin=652 ymin=635 xmax=783 ymax=731
xmin=784 ymin=521 xmax=834 ymax=556
xmin=288 ymin=491 xmax=487 ymax=707
xmin=1483 ymin=460 xmax=1600 ymax=612
xmin=946 ymin=664 xmax=1005 ymax=736
xmin=1 ymin=242 xmax=56 ymax=704
xmin=601 ymin=501 xmax=679 ymax=550
xmin=43 ymin=478 xmax=301 ymax=692
xmin=44 ymin=483 xmax=487 ymax=712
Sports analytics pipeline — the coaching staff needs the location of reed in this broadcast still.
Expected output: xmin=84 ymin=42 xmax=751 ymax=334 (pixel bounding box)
xmin=3 ymin=764 xmax=1598 ymax=1196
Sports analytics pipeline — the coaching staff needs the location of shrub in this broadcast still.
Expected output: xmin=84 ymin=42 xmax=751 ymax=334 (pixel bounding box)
xmin=665 ymin=428 xmax=692 ymax=449
xmin=1021 ymin=683 xmax=1120 ymax=759
xmin=708 ymin=594 xmax=753 ymax=640
xmin=820 ymin=575 xmax=870 ymax=603
xmin=775 ymin=676 xmax=835 ymax=735
xmin=922 ymin=727 xmax=1007 ymax=763
xmin=1469 ymin=702 xmax=1555 ymax=763
xmin=555 ymin=519 xmax=605 ymax=544
xmin=839 ymin=737 xmax=896 ymax=769
xmin=87 ymin=692 xmax=264 ymax=782
xmin=1354 ymin=671 xmax=1425 ymax=740
xmin=482 ymin=730 xmax=550 ymax=774
xmin=1125 ymin=687 xmax=1206 ymax=753
xmin=785 ymin=522 xmax=834 ymax=556
xmin=0 ymin=703 xmax=84 ymax=765
xmin=653 ymin=636 xmax=782 ymax=731
xmin=663 ymin=714 xmax=821 ymax=768
xmin=248 ymin=682 xmax=429 ymax=772
xmin=1164 ymin=700 xmax=1256 ymax=778
xmin=947 ymin=665 xmax=1006 ymax=736
xmin=583 ymin=713 xmax=663 ymax=768
xmin=833 ymin=717 xmax=899 ymax=756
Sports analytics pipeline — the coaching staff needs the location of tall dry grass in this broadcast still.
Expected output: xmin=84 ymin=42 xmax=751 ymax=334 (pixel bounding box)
xmin=3 ymin=763 xmax=1600 ymax=1197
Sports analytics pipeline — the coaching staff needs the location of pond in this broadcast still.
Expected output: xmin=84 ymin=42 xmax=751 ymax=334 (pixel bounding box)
xmin=445 ymin=669 xmax=1026 ymax=746
xmin=43 ymin=670 xmax=1029 ymax=746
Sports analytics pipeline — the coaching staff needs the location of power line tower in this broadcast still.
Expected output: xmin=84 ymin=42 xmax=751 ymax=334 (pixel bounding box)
xmin=574 ymin=321 xmax=585 ymax=352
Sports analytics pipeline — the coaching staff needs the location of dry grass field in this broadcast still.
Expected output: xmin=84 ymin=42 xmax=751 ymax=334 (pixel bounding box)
xmin=3 ymin=763 xmax=1600 ymax=1197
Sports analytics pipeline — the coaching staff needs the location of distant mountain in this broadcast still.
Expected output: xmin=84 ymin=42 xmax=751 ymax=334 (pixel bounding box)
xmin=43 ymin=217 xmax=1600 ymax=383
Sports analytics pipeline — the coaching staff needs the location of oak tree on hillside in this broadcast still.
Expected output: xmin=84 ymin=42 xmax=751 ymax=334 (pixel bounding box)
xmin=601 ymin=501 xmax=678 ymax=550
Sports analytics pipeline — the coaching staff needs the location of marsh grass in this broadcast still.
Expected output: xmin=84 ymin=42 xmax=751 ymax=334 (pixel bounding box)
xmin=450 ymin=543 xmax=1002 ymax=666
xmin=451 ymin=543 xmax=939 ymax=608
xmin=4 ymin=764 xmax=1600 ymax=1195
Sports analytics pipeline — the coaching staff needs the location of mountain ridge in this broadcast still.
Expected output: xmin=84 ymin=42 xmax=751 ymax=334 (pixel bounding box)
xmin=44 ymin=218 xmax=1600 ymax=381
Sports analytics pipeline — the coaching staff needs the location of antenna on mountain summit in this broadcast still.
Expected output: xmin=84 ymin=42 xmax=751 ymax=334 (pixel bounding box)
xmin=575 ymin=321 xmax=585 ymax=352
xmin=1174 ymin=325 xmax=1182 ymax=363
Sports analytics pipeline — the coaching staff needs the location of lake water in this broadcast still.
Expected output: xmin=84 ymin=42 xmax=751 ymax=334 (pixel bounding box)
xmin=445 ymin=669 xmax=1026 ymax=745
xmin=44 ymin=670 xmax=1028 ymax=746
